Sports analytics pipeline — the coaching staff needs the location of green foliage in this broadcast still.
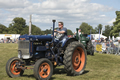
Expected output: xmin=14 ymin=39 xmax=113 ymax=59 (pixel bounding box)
xmin=67 ymin=29 xmax=73 ymax=35
xmin=0 ymin=24 xmax=7 ymax=34
xmin=6 ymin=17 xmax=43 ymax=35
xmin=31 ymin=24 xmax=42 ymax=35
xmin=103 ymin=25 xmax=112 ymax=37
xmin=43 ymin=29 xmax=52 ymax=35
xmin=8 ymin=17 xmax=27 ymax=34
xmin=94 ymin=24 xmax=103 ymax=34
xmin=20 ymin=26 xmax=29 ymax=35
xmin=79 ymin=22 xmax=95 ymax=34
xmin=1 ymin=16 xmax=116 ymax=37
xmin=110 ymin=11 xmax=120 ymax=37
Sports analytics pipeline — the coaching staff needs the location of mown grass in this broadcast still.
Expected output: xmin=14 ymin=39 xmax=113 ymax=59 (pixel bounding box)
xmin=0 ymin=43 xmax=120 ymax=80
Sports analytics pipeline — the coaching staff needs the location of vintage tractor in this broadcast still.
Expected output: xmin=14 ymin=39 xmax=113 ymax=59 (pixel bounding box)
xmin=75 ymin=28 xmax=94 ymax=55
xmin=6 ymin=20 xmax=87 ymax=80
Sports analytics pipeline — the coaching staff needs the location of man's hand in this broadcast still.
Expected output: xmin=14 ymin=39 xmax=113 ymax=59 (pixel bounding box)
xmin=54 ymin=30 xmax=57 ymax=32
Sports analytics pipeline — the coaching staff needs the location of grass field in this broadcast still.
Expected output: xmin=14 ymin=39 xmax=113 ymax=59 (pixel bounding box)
xmin=0 ymin=43 xmax=120 ymax=80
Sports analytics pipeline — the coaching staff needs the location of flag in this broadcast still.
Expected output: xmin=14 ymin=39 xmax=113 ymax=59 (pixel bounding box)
xmin=101 ymin=28 xmax=102 ymax=35
xmin=112 ymin=36 xmax=114 ymax=41
xmin=109 ymin=36 xmax=110 ymax=40
xmin=99 ymin=28 xmax=100 ymax=40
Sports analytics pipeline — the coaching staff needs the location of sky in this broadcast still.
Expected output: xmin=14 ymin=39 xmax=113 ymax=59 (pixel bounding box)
xmin=0 ymin=0 xmax=120 ymax=32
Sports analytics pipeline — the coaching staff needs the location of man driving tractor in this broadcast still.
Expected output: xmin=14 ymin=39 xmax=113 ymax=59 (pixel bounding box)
xmin=54 ymin=22 xmax=68 ymax=40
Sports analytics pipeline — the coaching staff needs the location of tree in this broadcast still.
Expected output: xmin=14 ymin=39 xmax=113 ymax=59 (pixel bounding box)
xmin=103 ymin=25 xmax=112 ymax=37
xmin=110 ymin=11 xmax=120 ymax=37
xmin=0 ymin=24 xmax=8 ymax=34
xmin=20 ymin=26 xmax=29 ymax=35
xmin=7 ymin=17 xmax=43 ymax=35
xmin=31 ymin=24 xmax=43 ymax=35
xmin=8 ymin=17 xmax=27 ymax=34
xmin=67 ymin=29 xmax=73 ymax=35
xmin=94 ymin=24 xmax=103 ymax=34
xmin=43 ymin=29 xmax=52 ymax=35
xmin=79 ymin=22 xmax=94 ymax=34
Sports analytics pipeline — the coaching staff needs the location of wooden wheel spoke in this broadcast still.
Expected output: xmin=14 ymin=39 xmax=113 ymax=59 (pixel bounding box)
xmin=40 ymin=71 xmax=45 ymax=76
xmin=12 ymin=65 xmax=16 ymax=71
xmin=41 ymin=66 xmax=44 ymax=69
xmin=11 ymin=67 xmax=14 ymax=72
xmin=38 ymin=62 xmax=51 ymax=78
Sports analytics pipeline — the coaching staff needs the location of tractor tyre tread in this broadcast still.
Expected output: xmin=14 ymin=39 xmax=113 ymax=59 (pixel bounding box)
xmin=63 ymin=41 xmax=87 ymax=76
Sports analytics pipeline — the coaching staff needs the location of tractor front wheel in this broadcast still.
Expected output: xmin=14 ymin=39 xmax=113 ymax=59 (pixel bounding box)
xmin=63 ymin=41 xmax=87 ymax=76
xmin=34 ymin=58 xmax=53 ymax=80
xmin=6 ymin=57 xmax=24 ymax=78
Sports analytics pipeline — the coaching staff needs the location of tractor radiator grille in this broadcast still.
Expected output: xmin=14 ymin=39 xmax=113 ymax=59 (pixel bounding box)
xmin=18 ymin=40 xmax=29 ymax=49
xmin=18 ymin=40 xmax=30 ymax=56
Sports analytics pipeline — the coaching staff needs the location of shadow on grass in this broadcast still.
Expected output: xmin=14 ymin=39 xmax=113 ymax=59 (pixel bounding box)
xmin=53 ymin=68 xmax=66 ymax=74
xmin=22 ymin=74 xmax=56 ymax=80
xmin=53 ymin=68 xmax=89 ymax=75
xmin=66 ymin=70 xmax=89 ymax=76
xmin=22 ymin=74 xmax=34 ymax=78
xmin=21 ymin=69 xmax=89 ymax=80
xmin=81 ymin=70 xmax=89 ymax=75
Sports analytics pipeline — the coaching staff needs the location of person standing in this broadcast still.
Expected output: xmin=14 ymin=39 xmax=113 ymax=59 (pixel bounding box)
xmin=74 ymin=28 xmax=81 ymax=35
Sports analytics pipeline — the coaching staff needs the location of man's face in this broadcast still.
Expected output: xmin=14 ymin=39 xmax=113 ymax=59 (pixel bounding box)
xmin=78 ymin=29 xmax=81 ymax=32
xmin=58 ymin=23 xmax=63 ymax=28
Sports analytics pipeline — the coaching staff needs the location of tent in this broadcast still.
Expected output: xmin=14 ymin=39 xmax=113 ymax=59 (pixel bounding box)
xmin=91 ymin=34 xmax=107 ymax=40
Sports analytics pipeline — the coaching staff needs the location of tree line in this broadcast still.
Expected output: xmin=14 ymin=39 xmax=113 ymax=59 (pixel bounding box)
xmin=0 ymin=11 xmax=120 ymax=37
xmin=0 ymin=17 xmax=73 ymax=35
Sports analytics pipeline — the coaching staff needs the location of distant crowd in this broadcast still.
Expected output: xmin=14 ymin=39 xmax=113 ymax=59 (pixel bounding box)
xmin=0 ymin=38 xmax=18 ymax=43
xmin=91 ymin=37 xmax=120 ymax=55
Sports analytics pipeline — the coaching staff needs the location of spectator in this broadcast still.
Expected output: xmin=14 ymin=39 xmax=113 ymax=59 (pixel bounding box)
xmin=109 ymin=40 xmax=117 ymax=54
xmin=101 ymin=40 xmax=106 ymax=53
xmin=92 ymin=39 xmax=95 ymax=44
xmin=1 ymin=38 xmax=4 ymax=43
xmin=74 ymin=28 xmax=81 ymax=36
xmin=106 ymin=41 xmax=110 ymax=54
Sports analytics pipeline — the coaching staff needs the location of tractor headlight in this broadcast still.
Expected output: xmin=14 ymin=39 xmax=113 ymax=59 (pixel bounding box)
xmin=18 ymin=50 xmax=22 ymax=59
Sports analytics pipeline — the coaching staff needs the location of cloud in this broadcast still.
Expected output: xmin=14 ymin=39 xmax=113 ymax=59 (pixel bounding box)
xmin=108 ymin=18 xmax=115 ymax=26
xmin=0 ymin=0 xmax=115 ymax=32
xmin=0 ymin=0 xmax=31 ymax=9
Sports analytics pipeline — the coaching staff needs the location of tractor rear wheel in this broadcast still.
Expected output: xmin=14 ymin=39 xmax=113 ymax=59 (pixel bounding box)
xmin=6 ymin=57 xmax=24 ymax=78
xmin=63 ymin=41 xmax=87 ymax=76
xmin=34 ymin=58 xmax=53 ymax=80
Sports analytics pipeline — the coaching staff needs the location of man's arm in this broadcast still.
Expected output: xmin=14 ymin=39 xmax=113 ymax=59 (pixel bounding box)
xmin=54 ymin=30 xmax=65 ymax=34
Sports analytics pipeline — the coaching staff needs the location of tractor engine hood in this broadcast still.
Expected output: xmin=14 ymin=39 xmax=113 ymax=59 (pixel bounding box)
xmin=19 ymin=34 xmax=52 ymax=41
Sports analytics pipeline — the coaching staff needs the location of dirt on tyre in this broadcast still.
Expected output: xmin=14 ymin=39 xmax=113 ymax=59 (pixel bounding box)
xmin=63 ymin=41 xmax=87 ymax=76
xmin=6 ymin=57 xmax=24 ymax=78
xmin=34 ymin=58 xmax=53 ymax=80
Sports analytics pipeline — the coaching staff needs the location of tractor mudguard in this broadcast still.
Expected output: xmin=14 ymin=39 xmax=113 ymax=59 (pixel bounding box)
xmin=61 ymin=38 xmax=78 ymax=49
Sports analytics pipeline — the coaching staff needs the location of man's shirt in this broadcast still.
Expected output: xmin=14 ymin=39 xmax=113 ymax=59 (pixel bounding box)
xmin=56 ymin=27 xmax=67 ymax=40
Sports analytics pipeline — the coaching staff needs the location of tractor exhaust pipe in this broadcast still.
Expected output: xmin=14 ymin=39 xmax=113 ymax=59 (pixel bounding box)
xmin=52 ymin=20 xmax=56 ymax=46
xmin=29 ymin=15 xmax=32 ymax=35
